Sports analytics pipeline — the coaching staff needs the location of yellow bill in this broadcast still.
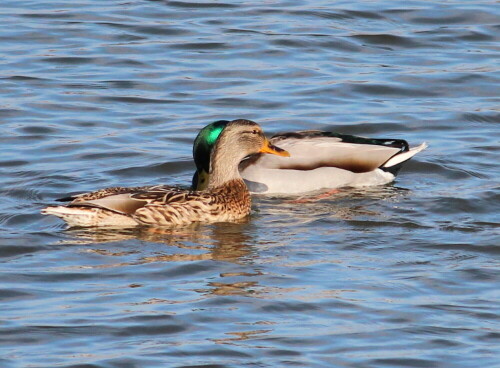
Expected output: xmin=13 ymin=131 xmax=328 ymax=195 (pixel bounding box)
xmin=259 ymin=139 xmax=290 ymax=157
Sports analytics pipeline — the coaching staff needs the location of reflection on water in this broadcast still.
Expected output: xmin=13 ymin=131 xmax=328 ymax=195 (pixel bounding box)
xmin=258 ymin=184 xmax=410 ymax=226
xmin=65 ymin=222 xmax=255 ymax=264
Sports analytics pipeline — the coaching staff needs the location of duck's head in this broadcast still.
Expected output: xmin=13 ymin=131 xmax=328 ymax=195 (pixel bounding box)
xmin=192 ymin=119 xmax=289 ymax=190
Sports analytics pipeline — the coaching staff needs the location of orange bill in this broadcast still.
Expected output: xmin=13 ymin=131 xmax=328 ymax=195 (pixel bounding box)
xmin=259 ymin=139 xmax=290 ymax=157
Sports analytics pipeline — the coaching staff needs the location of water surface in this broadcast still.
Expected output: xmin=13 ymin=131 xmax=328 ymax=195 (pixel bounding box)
xmin=1 ymin=1 xmax=499 ymax=367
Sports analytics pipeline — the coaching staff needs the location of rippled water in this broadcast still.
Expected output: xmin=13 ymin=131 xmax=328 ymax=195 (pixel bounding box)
xmin=1 ymin=1 xmax=499 ymax=367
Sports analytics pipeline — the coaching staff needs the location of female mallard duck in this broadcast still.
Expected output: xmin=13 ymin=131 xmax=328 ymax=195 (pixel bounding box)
xmin=192 ymin=120 xmax=427 ymax=194
xmin=41 ymin=119 xmax=289 ymax=227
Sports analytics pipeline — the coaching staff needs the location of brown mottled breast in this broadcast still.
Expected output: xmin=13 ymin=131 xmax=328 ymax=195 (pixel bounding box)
xmin=208 ymin=179 xmax=252 ymax=219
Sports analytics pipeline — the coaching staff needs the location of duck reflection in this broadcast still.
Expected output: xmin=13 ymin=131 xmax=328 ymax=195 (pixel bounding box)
xmin=62 ymin=221 xmax=270 ymax=298
xmin=257 ymin=184 xmax=410 ymax=224
xmin=63 ymin=220 xmax=256 ymax=264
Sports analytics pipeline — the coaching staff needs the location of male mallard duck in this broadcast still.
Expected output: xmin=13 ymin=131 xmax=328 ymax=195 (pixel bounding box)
xmin=41 ymin=119 xmax=289 ymax=227
xmin=192 ymin=120 xmax=427 ymax=194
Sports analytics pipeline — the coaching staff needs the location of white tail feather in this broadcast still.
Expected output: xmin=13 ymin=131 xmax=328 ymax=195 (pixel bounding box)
xmin=383 ymin=142 xmax=428 ymax=168
xmin=41 ymin=206 xmax=138 ymax=227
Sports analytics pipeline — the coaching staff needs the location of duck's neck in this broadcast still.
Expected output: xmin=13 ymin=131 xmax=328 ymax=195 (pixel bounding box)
xmin=207 ymin=142 xmax=245 ymax=189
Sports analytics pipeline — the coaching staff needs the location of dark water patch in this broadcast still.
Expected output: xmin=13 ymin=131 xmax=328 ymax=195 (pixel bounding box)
xmin=431 ymin=197 xmax=492 ymax=215
xmin=4 ymin=75 xmax=50 ymax=81
xmin=13 ymin=271 xmax=100 ymax=283
xmin=298 ymin=10 xmax=354 ymax=21
xmin=462 ymin=112 xmax=500 ymax=124
xmin=0 ymin=109 xmax=24 ymax=118
xmin=43 ymin=57 xmax=96 ymax=65
xmin=206 ymin=98 xmax=285 ymax=110
xmin=0 ymin=289 xmax=34 ymax=302
xmin=267 ymin=348 xmax=302 ymax=357
xmin=21 ymin=11 xmax=78 ymax=20
xmin=103 ymin=59 xmax=152 ymax=68
xmin=147 ymin=261 xmax=218 ymax=279
xmin=460 ymin=268 xmax=498 ymax=282
xmin=29 ymin=102 xmax=106 ymax=113
xmin=64 ymin=82 xmax=108 ymax=90
xmin=271 ymin=38 xmax=311 ymax=49
xmin=429 ymin=338 xmax=464 ymax=347
xmin=438 ymin=223 xmax=485 ymax=234
xmin=103 ymin=80 xmax=140 ymax=89
xmin=344 ymin=10 xmax=387 ymax=20
xmin=420 ymin=303 xmax=499 ymax=320
xmin=346 ymin=219 xmax=430 ymax=230
xmin=406 ymin=161 xmax=471 ymax=180
xmin=351 ymin=83 xmax=439 ymax=97
xmin=477 ymin=332 xmax=500 ymax=342
xmin=133 ymin=117 xmax=166 ymax=126
xmin=72 ymin=121 xmax=98 ymax=128
xmin=459 ymin=30 xmax=495 ymax=42
xmin=370 ymin=357 xmax=439 ymax=368
xmin=408 ymin=10 xmax=497 ymax=26
xmin=176 ymin=365 xmax=228 ymax=368
xmin=134 ymin=25 xmax=192 ymax=37
xmin=352 ymin=34 xmax=422 ymax=48
xmin=97 ymin=21 xmax=138 ymax=30
xmin=167 ymin=1 xmax=238 ymax=9
xmin=426 ymin=242 xmax=500 ymax=255
xmin=114 ymin=323 xmax=186 ymax=337
xmin=7 ymin=134 xmax=46 ymax=141
xmin=170 ymin=42 xmax=229 ymax=50
xmin=112 ymin=33 xmax=146 ymax=42
xmin=468 ymin=221 xmax=500 ymax=230
xmin=0 ymin=241 xmax=56 ymax=259
xmin=78 ymin=151 xmax=138 ymax=160
xmin=442 ymin=73 xmax=490 ymax=85
xmin=19 ymin=125 xmax=58 ymax=135
xmin=225 ymin=28 xmax=270 ymax=35
xmin=259 ymin=301 xmax=319 ymax=313
xmin=192 ymin=348 xmax=253 ymax=358
xmin=0 ymin=160 xmax=29 ymax=168
xmin=116 ymin=314 xmax=177 ymax=324
xmin=320 ymin=39 xmax=364 ymax=52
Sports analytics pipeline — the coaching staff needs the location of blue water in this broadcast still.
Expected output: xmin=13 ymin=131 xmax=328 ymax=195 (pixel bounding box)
xmin=1 ymin=1 xmax=499 ymax=367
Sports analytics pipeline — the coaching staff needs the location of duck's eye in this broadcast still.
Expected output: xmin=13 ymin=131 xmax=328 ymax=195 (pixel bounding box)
xmin=252 ymin=129 xmax=258 ymax=134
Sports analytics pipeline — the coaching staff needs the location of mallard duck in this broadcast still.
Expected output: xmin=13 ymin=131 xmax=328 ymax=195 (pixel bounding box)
xmin=192 ymin=120 xmax=427 ymax=194
xmin=41 ymin=119 xmax=289 ymax=227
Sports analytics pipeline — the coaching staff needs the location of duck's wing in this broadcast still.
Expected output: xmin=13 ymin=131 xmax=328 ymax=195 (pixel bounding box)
xmin=63 ymin=185 xmax=201 ymax=216
xmin=272 ymin=130 xmax=410 ymax=150
xmin=242 ymin=131 xmax=424 ymax=173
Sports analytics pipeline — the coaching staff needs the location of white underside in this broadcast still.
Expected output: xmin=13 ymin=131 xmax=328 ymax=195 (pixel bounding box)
xmin=242 ymin=166 xmax=395 ymax=194
xmin=41 ymin=206 xmax=139 ymax=227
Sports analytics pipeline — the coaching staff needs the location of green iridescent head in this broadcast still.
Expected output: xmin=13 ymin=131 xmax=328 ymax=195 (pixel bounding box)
xmin=191 ymin=120 xmax=229 ymax=190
